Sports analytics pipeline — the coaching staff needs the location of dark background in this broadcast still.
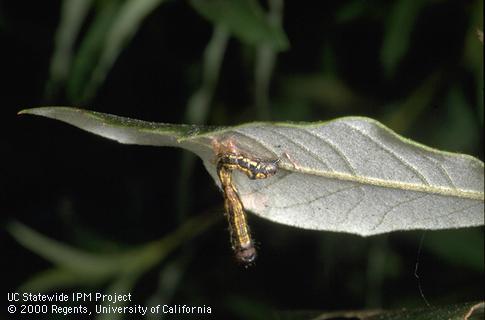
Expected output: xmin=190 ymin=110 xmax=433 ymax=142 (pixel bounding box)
xmin=2 ymin=0 xmax=483 ymax=319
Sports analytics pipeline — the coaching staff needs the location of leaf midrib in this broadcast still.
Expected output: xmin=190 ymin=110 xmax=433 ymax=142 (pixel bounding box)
xmin=278 ymin=162 xmax=484 ymax=201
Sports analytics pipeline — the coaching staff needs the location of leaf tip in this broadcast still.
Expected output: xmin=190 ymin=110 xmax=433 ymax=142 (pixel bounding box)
xmin=17 ymin=106 xmax=77 ymax=118
xmin=17 ymin=107 xmax=48 ymax=117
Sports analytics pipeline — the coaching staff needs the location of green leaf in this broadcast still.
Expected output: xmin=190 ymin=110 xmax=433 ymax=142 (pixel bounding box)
xmin=335 ymin=0 xmax=369 ymax=23
xmin=380 ymin=0 xmax=424 ymax=78
xmin=281 ymin=74 xmax=367 ymax=111
xmin=19 ymin=268 xmax=104 ymax=293
xmin=19 ymin=107 xmax=484 ymax=236
xmin=45 ymin=0 xmax=93 ymax=99
xmin=423 ymin=229 xmax=483 ymax=272
xmin=7 ymin=221 xmax=122 ymax=277
xmin=254 ymin=0 xmax=284 ymax=119
xmin=190 ymin=0 xmax=289 ymax=51
xmin=83 ymin=0 xmax=168 ymax=101
xmin=9 ymin=212 xmax=216 ymax=291
xmin=429 ymin=85 xmax=480 ymax=152
xmin=67 ymin=0 xmax=121 ymax=102
xmin=383 ymin=71 xmax=441 ymax=133
xmin=272 ymin=302 xmax=484 ymax=320
xmin=462 ymin=0 xmax=483 ymax=124
xmin=68 ymin=0 xmax=167 ymax=103
xmin=226 ymin=296 xmax=275 ymax=320
xmin=145 ymin=255 xmax=189 ymax=320
xmin=96 ymin=276 xmax=138 ymax=320
xmin=185 ymin=25 xmax=229 ymax=124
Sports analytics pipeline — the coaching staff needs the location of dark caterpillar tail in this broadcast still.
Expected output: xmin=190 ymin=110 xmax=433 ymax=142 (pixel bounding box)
xmin=235 ymin=244 xmax=257 ymax=267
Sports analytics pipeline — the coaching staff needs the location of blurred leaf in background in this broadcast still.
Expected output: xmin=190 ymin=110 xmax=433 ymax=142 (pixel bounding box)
xmin=380 ymin=0 xmax=424 ymax=78
xmin=190 ymin=0 xmax=289 ymax=51
xmin=46 ymin=0 xmax=169 ymax=103
xmin=8 ymin=213 xmax=216 ymax=297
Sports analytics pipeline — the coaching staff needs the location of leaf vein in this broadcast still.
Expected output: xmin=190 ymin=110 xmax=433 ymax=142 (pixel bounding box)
xmin=272 ymin=183 xmax=360 ymax=209
xmin=370 ymin=194 xmax=429 ymax=231
xmin=268 ymin=128 xmax=332 ymax=170
xmin=343 ymin=122 xmax=431 ymax=186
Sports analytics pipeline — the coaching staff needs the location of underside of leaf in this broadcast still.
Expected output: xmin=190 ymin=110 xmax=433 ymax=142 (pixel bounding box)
xmin=19 ymin=107 xmax=484 ymax=236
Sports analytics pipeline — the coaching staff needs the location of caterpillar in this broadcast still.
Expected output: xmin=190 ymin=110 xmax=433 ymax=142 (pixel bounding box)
xmin=216 ymin=152 xmax=279 ymax=266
